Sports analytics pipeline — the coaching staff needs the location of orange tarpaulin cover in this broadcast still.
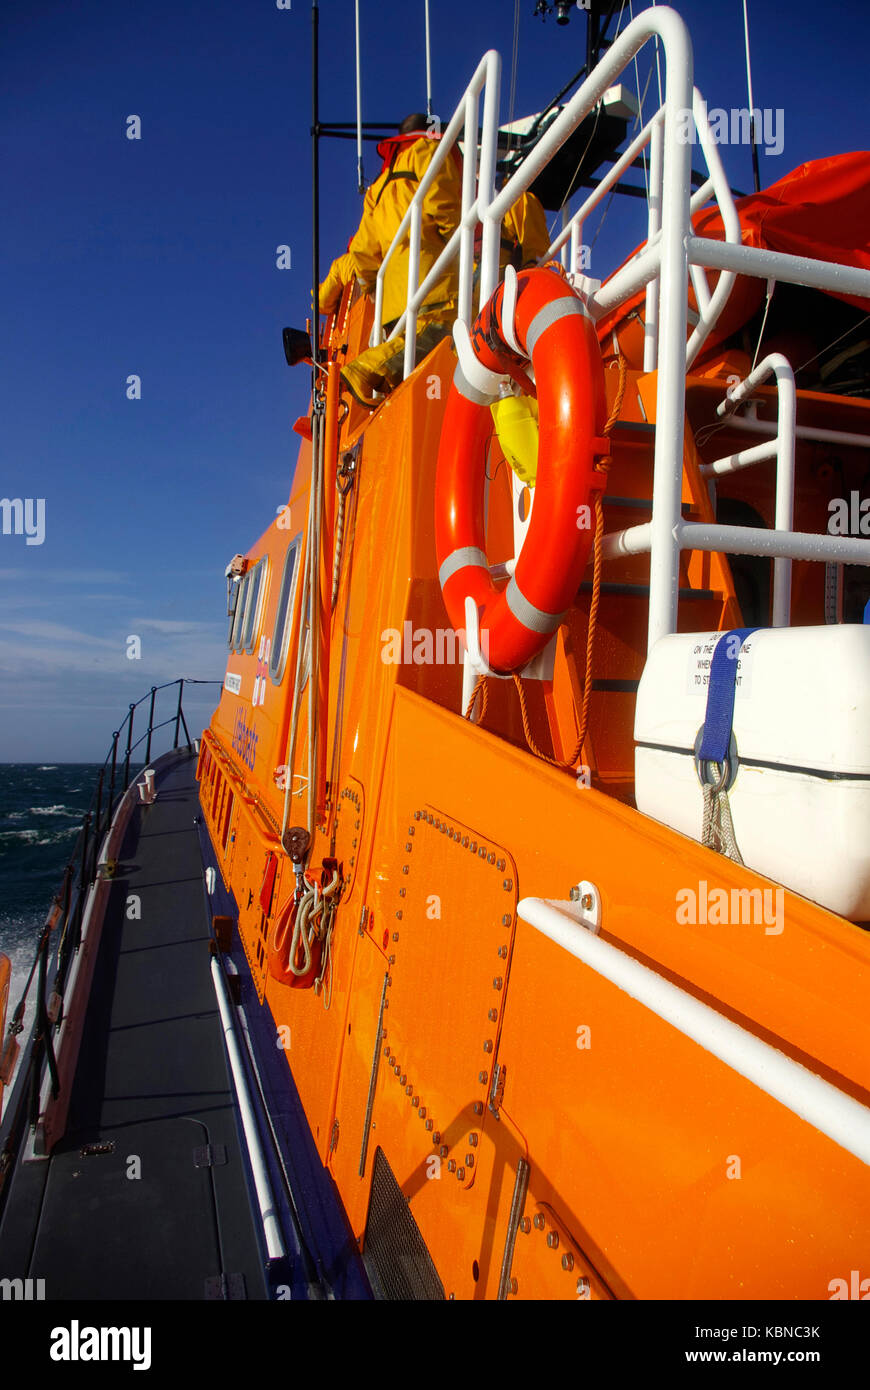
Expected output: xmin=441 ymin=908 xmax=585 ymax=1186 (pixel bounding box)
xmin=597 ymin=151 xmax=870 ymax=362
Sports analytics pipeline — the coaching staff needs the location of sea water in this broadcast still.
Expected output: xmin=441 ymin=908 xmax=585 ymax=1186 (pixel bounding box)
xmin=0 ymin=765 xmax=101 ymax=1081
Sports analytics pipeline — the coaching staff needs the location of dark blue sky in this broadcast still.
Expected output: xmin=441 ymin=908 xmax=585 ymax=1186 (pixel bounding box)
xmin=1 ymin=0 xmax=867 ymax=758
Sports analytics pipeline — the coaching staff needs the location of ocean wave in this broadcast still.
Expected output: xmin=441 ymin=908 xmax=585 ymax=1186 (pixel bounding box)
xmin=29 ymin=805 xmax=79 ymax=818
xmin=37 ymin=765 xmax=58 ymax=771
xmin=0 ymin=827 xmax=79 ymax=847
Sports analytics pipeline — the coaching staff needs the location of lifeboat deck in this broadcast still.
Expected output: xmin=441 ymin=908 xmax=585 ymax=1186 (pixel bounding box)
xmin=0 ymin=753 xmax=275 ymax=1299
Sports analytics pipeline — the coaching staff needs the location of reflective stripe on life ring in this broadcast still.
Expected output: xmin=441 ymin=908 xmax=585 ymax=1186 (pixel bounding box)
xmin=435 ymin=267 xmax=609 ymax=674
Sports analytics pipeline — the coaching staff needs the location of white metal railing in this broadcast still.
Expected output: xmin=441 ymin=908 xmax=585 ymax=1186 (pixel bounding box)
xmin=543 ymin=87 xmax=742 ymax=372
xmin=519 ymin=895 xmax=870 ymax=1167
xmin=210 ymin=956 xmax=286 ymax=1262
xmin=702 ymin=355 xmax=795 ymax=625
xmin=603 ymin=344 xmax=870 ymax=629
xmin=369 ymin=4 xmax=870 ymax=653
xmin=727 ymin=414 xmax=870 ymax=452
xmin=372 ymin=50 xmax=502 ymax=378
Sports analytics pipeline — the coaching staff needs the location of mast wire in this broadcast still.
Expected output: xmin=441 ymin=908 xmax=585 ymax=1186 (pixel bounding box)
xmin=355 ymin=0 xmax=364 ymax=191
xmin=547 ymin=1 xmax=630 ymax=246
xmin=742 ymin=0 xmax=761 ymax=192
xmin=651 ymin=0 xmax=663 ymax=109
xmin=751 ymin=277 xmax=775 ymax=373
xmin=628 ymin=1 xmax=649 ymax=204
xmin=425 ymin=0 xmax=432 ymax=118
xmin=507 ymin=0 xmax=521 ymax=156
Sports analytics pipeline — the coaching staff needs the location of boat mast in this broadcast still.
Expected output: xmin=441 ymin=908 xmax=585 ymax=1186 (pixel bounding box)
xmin=424 ymin=0 xmax=432 ymax=118
xmin=355 ymin=1 xmax=364 ymax=190
xmin=311 ymin=0 xmax=321 ymax=378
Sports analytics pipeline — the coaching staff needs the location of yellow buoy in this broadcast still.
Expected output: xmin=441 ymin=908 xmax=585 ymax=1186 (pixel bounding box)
xmin=490 ymin=393 xmax=539 ymax=487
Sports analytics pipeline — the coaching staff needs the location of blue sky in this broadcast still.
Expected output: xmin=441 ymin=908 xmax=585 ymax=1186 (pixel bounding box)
xmin=1 ymin=0 xmax=868 ymax=759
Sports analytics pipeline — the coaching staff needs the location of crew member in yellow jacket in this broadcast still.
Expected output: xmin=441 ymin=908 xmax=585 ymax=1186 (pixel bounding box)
xmin=320 ymin=114 xmax=551 ymax=405
xmin=319 ymin=113 xmax=462 ymax=405
xmin=493 ymin=184 xmax=551 ymax=274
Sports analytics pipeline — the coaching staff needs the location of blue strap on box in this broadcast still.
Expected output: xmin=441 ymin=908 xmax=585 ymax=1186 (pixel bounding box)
xmin=698 ymin=628 xmax=759 ymax=766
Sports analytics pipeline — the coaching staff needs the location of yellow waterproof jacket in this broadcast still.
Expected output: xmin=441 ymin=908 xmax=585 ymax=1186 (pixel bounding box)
xmin=320 ymin=134 xmax=462 ymax=326
xmin=319 ymin=252 xmax=361 ymax=313
xmin=501 ymin=190 xmax=550 ymax=269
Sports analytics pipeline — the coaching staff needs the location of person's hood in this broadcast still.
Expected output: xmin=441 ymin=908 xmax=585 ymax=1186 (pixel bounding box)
xmin=375 ymin=129 xmax=435 ymax=170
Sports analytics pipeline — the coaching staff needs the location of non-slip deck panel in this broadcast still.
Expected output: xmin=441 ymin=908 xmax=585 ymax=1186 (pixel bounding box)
xmin=4 ymin=754 xmax=268 ymax=1300
xmin=362 ymin=1147 xmax=444 ymax=1301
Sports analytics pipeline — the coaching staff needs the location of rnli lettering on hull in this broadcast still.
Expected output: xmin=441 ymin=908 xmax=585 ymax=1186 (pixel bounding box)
xmin=232 ymin=705 xmax=258 ymax=771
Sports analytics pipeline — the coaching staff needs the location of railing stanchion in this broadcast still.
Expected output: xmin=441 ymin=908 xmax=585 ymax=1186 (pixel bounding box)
xmin=56 ymin=864 xmax=74 ymax=981
xmin=108 ymin=732 xmax=119 ymax=823
xmin=90 ymin=769 xmax=104 ymax=883
xmin=145 ymin=686 xmax=157 ymax=766
xmin=123 ymin=704 xmax=135 ymax=791
xmin=28 ymin=1003 xmax=43 ymax=1130
xmin=643 ymin=114 xmax=664 ymax=372
xmin=173 ymin=680 xmax=184 ymax=750
xmin=73 ymin=814 xmax=91 ymax=952
xmin=36 ymin=937 xmax=59 ymax=1101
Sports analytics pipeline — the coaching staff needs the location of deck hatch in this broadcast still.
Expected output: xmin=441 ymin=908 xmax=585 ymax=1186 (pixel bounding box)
xmin=362 ymin=1147 xmax=444 ymax=1301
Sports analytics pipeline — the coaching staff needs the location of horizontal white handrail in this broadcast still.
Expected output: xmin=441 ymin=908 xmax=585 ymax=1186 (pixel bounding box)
xmin=689 ymin=236 xmax=870 ymax=299
xmin=679 ymin=521 xmax=870 ymax=564
xmin=601 ymin=518 xmax=870 ymax=565
xmin=700 ymin=438 xmax=777 ymax=472
xmin=698 ymin=354 xmax=795 ymax=623
xmin=519 ymin=896 xmax=870 ymax=1167
xmin=210 ymin=956 xmax=286 ymax=1261
xmin=727 ymin=416 xmax=870 ymax=450
xmin=544 ymin=107 xmax=665 ymax=264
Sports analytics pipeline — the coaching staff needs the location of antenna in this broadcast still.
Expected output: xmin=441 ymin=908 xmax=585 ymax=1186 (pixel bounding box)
xmin=742 ymin=0 xmax=761 ymax=193
xmin=355 ymin=0 xmax=364 ymax=191
xmin=424 ymin=0 xmax=432 ymax=118
xmin=533 ymin=1 xmax=622 ymax=72
xmin=311 ymin=0 xmax=321 ymax=378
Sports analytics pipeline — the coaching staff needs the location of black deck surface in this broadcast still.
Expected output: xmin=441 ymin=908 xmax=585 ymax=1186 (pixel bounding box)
xmin=0 ymin=753 xmax=269 ymax=1300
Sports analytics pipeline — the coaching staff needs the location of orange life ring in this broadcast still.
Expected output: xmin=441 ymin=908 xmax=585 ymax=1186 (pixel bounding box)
xmin=435 ymin=267 xmax=610 ymax=673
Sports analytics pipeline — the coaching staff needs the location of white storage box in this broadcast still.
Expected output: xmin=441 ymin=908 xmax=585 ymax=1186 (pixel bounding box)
xmin=634 ymin=626 xmax=870 ymax=920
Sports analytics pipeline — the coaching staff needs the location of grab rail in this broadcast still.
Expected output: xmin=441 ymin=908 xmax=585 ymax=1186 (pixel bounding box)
xmin=519 ymin=894 xmax=870 ymax=1167
xmin=699 ymin=354 xmax=796 ymax=625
